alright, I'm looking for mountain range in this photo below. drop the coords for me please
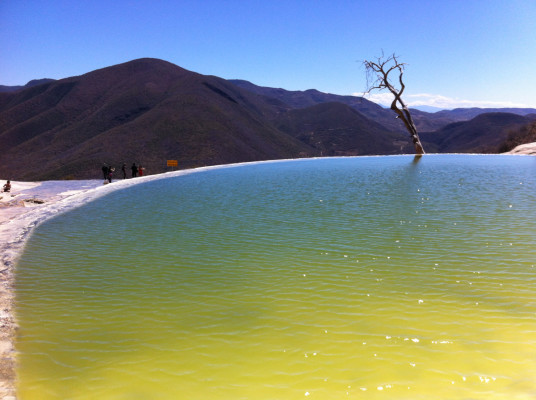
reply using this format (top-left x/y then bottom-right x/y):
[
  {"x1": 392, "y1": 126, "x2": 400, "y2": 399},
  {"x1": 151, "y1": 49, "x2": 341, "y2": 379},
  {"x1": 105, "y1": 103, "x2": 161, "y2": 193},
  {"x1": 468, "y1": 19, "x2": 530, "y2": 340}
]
[{"x1": 1, "y1": 58, "x2": 535, "y2": 180}]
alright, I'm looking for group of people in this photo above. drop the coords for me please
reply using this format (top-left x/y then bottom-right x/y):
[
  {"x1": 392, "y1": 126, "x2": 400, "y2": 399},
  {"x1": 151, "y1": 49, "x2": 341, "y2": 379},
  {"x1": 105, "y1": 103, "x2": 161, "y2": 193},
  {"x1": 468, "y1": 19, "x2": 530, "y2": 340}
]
[
  {"x1": 129, "y1": 163, "x2": 145, "y2": 178},
  {"x1": 102, "y1": 163, "x2": 145, "y2": 183}
]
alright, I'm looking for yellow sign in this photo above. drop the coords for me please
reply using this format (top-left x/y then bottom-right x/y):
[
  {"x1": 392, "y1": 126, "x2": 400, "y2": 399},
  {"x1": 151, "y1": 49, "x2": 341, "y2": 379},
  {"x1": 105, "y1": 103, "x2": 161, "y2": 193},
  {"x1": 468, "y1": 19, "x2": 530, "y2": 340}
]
[{"x1": 167, "y1": 160, "x2": 178, "y2": 167}]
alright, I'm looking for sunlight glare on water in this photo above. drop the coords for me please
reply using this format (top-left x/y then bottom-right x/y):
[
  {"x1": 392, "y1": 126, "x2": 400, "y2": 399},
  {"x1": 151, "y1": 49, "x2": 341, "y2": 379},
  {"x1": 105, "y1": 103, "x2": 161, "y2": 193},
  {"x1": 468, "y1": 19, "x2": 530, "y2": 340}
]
[{"x1": 15, "y1": 155, "x2": 536, "y2": 399}]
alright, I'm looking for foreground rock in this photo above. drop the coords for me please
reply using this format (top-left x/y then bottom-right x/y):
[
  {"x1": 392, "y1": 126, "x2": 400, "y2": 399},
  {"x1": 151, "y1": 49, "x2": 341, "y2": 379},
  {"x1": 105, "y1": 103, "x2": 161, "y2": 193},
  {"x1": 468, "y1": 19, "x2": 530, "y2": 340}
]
[{"x1": 505, "y1": 142, "x2": 536, "y2": 155}]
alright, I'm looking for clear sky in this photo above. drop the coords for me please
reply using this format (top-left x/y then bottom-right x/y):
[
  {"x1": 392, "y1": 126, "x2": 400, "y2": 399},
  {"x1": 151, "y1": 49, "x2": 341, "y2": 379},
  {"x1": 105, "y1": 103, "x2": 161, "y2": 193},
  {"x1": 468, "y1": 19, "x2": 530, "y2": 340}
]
[{"x1": 1, "y1": 0, "x2": 535, "y2": 109}]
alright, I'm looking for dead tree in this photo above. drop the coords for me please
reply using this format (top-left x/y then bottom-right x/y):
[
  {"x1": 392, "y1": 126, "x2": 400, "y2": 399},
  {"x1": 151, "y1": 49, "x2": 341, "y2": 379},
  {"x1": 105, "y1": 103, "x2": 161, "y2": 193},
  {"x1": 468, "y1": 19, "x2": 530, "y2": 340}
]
[{"x1": 363, "y1": 54, "x2": 425, "y2": 155}]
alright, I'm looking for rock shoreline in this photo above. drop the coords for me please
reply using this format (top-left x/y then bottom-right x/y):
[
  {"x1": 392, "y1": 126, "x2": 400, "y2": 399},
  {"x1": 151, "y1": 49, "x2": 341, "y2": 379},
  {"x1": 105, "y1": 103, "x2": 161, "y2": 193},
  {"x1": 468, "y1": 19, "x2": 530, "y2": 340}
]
[{"x1": 505, "y1": 141, "x2": 536, "y2": 155}]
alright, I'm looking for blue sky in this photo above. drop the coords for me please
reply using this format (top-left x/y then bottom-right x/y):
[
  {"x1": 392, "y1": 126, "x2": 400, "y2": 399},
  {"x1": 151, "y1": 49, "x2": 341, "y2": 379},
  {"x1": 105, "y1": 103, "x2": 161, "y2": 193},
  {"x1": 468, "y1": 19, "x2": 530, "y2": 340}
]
[{"x1": 1, "y1": 0, "x2": 535, "y2": 109}]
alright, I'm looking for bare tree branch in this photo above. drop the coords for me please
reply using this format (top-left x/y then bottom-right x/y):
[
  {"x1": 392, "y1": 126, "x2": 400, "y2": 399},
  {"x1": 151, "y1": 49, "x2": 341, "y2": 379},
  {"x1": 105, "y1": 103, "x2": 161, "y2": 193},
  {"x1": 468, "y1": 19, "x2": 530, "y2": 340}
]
[{"x1": 363, "y1": 53, "x2": 425, "y2": 155}]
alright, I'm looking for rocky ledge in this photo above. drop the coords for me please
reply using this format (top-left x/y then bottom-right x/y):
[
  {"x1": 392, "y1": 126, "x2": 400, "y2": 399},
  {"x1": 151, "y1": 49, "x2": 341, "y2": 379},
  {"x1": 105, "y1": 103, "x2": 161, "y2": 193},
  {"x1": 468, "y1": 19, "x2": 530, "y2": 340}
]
[{"x1": 505, "y1": 142, "x2": 536, "y2": 155}]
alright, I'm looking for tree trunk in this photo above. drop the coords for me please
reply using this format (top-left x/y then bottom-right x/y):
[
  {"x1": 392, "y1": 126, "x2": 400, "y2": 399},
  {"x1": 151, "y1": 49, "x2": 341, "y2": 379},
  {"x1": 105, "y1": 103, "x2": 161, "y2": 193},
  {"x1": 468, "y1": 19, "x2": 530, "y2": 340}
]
[
  {"x1": 390, "y1": 102, "x2": 425, "y2": 155},
  {"x1": 363, "y1": 54, "x2": 425, "y2": 155}
]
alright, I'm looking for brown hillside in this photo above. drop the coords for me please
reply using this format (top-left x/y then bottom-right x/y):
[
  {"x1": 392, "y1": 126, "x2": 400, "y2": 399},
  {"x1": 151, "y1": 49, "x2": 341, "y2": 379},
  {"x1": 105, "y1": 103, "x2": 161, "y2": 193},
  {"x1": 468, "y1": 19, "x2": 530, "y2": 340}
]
[
  {"x1": 276, "y1": 102, "x2": 412, "y2": 156},
  {"x1": 0, "y1": 59, "x2": 313, "y2": 180},
  {"x1": 498, "y1": 120, "x2": 536, "y2": 152},
  {"x1": 231, "y1": 80, "x2": 536, "y2": 134},
  {"x1": 231, "y1": 79, "x2": 408, "y2": 133},
  {"x1": 420, "y1": 112, "x2": 532, "y2": 153},
  {"x1": 7, "y1": 58, "x2": 530, "y2": 181}
]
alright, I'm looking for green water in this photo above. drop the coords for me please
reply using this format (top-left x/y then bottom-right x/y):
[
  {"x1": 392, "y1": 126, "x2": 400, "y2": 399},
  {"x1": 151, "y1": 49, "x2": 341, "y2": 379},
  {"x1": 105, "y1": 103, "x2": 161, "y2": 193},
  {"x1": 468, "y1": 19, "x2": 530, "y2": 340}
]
[{"x1": 15, "y1": 155, "x2": 536, "y2": 399}]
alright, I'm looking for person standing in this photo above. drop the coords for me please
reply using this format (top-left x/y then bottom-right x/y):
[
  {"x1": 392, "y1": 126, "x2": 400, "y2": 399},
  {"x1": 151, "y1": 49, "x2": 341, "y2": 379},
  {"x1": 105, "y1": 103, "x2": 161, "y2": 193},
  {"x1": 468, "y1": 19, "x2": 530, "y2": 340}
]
[
  {"x1": 131, "y1": 163, "x2": 138, "y2": 178},
  {"x1": 138, "y1": 165, "x2": 144, "y2": 177},
  {"x1": 107, "y1": 167, "x2": 115, "y2": 183},
  {"x1": 102, "y1": 164, "x2": 109, "y2": 180},
  {"x1": 121, "y1": 163, "x2": 127, "y2": 179},
  {"x1": 2, "y1": 180, "x2": 11, "y2": 193}
]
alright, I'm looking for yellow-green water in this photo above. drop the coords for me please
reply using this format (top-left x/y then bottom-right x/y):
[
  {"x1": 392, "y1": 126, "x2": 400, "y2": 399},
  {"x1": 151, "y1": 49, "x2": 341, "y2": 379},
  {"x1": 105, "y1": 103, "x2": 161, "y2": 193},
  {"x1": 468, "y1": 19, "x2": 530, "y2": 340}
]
[{"x1": 15, "y1": 155, "x2": 536, "y2": 399}]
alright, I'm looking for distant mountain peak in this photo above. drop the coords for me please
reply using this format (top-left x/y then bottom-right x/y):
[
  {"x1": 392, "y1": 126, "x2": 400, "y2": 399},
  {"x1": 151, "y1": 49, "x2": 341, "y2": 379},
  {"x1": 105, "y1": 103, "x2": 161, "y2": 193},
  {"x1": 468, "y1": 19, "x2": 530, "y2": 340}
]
[{"x1": 25, "y1": 78, "x2": 55, "y2": 87}]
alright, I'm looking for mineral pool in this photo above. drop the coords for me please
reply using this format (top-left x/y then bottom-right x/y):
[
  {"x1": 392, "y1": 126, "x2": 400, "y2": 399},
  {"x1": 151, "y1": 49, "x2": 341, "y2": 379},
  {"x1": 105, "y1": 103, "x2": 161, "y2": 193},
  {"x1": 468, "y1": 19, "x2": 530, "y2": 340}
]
[{"x1": 15, "y1": 155, "x2": 536, "y2": 399}]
